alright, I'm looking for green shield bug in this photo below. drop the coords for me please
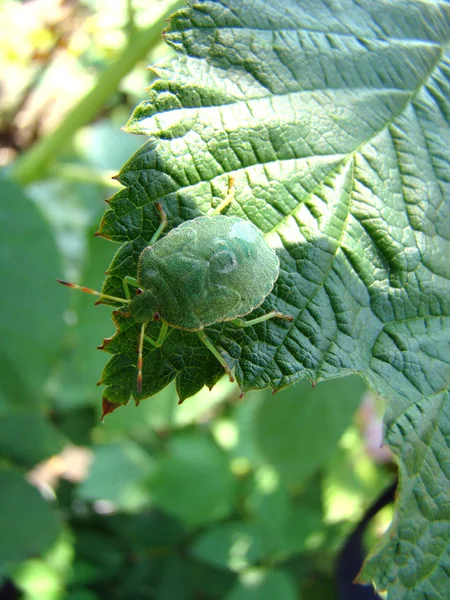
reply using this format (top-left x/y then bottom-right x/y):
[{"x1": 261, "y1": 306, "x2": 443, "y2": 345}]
[{"x1": 58, "y1": 178, "x2": 293, "y2": 415}]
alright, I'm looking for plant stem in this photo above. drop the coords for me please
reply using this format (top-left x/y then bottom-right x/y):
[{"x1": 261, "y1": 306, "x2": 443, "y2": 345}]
[
  {"x1": 11, "y1": 0, "x2": 181, "y2": 186},
  {"x1": 50, "y1": 163, "x2": 123, "y2": 188}
]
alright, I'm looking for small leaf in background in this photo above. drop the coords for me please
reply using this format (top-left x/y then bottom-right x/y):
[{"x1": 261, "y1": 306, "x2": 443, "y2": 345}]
[
  {"x1": 148, "y1": 432, "x2": 236, "y2": 526},
  {"x1": 322, "y1": 425, "x2": 394, "y2": 525},
  {"x1": 0, "y1": 469, "x2": 62, "y2": 562},
  {"x1": 254, "y1": 376, "x2": 366, "y2": 486},
  {"x1": 191, "y1": 522, "x2": 265, "y2": 572},
  {"x1": 156, "y1": 555, "x2": 190, "y2": 600},
  {"x1": 0, "y1": 413, "x2": 66, "y2": 469},
  {"x1": 71, "y1": 529, "x2": 123, "y2": 586},
  {"x1": 225, "y1": 568, "x2": 298, "y2": 600},
  {"x1": 246, "y1": 475, "x2": 325, "y2": 561},
  {"x1": 10, "y1": 532, "x2": 74, "y2": 600},
  {"x1": 76, "y1": 441, "x2": 155, "y2": 510},
  {"x1": 188, "y1": 560, "x2": 236, "y2": 598}
]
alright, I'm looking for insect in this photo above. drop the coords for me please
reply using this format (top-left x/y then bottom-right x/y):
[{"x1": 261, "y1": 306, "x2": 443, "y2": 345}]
[{"x1": 58, "y1": 177, "x2": 293, "y2": 407}]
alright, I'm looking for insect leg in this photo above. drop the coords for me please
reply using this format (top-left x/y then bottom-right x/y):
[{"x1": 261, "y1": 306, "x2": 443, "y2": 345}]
[
  {"x1": 150, "y1": 202, "x2": 169, "y2": 244},
  {"x1": 210, "y1": 176, "x2": 235, "y2": 216},
  {"x1": 57, "y1": 280, "x2": 130, "y2": 305},
  {"x1": 143, "y1": 321, "x2": 169, "y2": 347},
  {"x1": 137, "y1": 323, "x2": 146, "y2": 393},
  {"x1": 232, "y1": 311, "x2": 294, "y2": 327},
  {"x1": 197, "y1": 330, "x2": 235, "y2": 382},
  {"x1": 123, "y1": 275, "x2": 139, "y2": 300},
  {"x1": 137, "y1": 322, "x2": 169, "y2": 393}
]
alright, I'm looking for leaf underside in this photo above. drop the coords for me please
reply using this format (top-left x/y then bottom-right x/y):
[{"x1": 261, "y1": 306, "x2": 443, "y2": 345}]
[{"x1": 95, "y1": 1, "x2": 450, "y2": 597}]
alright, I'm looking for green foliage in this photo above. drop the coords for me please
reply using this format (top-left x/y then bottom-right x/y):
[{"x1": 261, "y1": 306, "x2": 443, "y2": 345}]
[
  {"x1": 0, "y1": 469, "x2": 62, "y2": 562},
  {"x1": 255, "y1": 377, "x2": 366, "y2": 485},
  {"x1": 0, "y1": 414, "x2": 66, "y2": 469},
  {"x1": 148, "y1": 432, "x2": 237, "y2": 525},
  {"x1": 0, "y1": 0, "x2": 448, "y2": 599},
  {"x1": 0, "y1": 178, "x2": 68, "y2": 408},
  {"x1": 226, "y1": 569, "x2": 298, "y2": 600},
  {"x1": 94, "y1": 1, "x2": 450, "y2": 597}
]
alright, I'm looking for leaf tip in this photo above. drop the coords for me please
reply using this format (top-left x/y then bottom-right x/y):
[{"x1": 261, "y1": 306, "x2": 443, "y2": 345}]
[
  {"x1": 97, "y1": 337, "x2": 113, "y2": 351},
  {"x1": 101, "y1": 398, "x2": 121, "y2": 421}
]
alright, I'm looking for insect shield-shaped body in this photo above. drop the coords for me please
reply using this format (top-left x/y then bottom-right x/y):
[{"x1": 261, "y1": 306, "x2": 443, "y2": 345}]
[
  {"x1": 58, "y1": 178, "x2": 293, "y2": 417},
  {"x1": 131, "y1": 216, "x2": 280, "y2": 331}
]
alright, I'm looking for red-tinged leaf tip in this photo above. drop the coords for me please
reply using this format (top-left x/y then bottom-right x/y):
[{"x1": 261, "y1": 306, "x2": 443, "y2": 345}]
[
  {"x1": 178, "y1": 397, "x2": 185, "y2": 405},
  {"x1": 97, "y1": 337, "x2": 112, "y2": 350},
  {"x1": 239, "y1": 391, "x2": 245, "y2": 399},
  {"x1": 104, "y1": 198, "x2": 110, "y2": 204},
  {"x1": 272, "y1": 388, "x2": 278, "y2": 395},
  {"x1": 111, "y1": 173, "x2": 119, "y2": 181},
  {"x1": 94, "y1": 231, "x2": 111, "y2": 240},
  {"x1": 134, "y1": 399, "x2": 140, "y2": 407},
  {"x1": 57, "y1": 279, "x2": 73, "y2": 287},
  {"x1": 228, "y1": 374, "x2": 235, "y2": 383},
  {"x1": 112, "y1": 310, "x2": 131, "y2": 319},
  {"x1": 96, "y1": 379, "x2": 102, "y2": 386},
  {"x1": 311, "y1": 380, "x2": 317, "y2": 388},
  {"x1": 101, "y1": 398, "x2": 120, "y2": 421}
]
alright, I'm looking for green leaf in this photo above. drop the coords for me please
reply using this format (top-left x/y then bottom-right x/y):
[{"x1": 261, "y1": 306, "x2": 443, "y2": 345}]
[
  {"x1": 246, "y1": 477, "x2": 325, "y2": 561},
  {"x1": 225, "y1": 568, "x2": 298, "y2": 600},
  {"x1": 90, "y1": 1, "x2": 449, "y2": 596},
  {"x1": 0, "y1": 177, "x2": 67, "y2": 408},
  {"x1": 156, "y1": 555, "x2": 190, "y2": 600},
  {"x1": 76, "y1": 441, "x2": 155, "y2": 510},
  {"x1": 148, "y1": 432, "x2": 236, "y2": 526},
  {"x1": 191, "y1": 522, "x2": 265, "y2": 572},
  {"x1": 0, "y1": 468, "x2": 62, "y2": 561},
  {"x1": 254, "y1": 376, "x2": 365, "y2": 485},
  {"x1": 0, "y1": 413, "x2": 66, "y2": 468}
]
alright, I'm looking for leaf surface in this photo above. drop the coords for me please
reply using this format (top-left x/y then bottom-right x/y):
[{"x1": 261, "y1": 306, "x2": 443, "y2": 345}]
[
  {"x1": 94, "y1": 1, "x2": 450, "y2": 596},
  {"x1": 0, "y1": 177, "x2": 68, "y2": 408},
  {"x1": 0, "y1": 469, "x2": 62, "y2": 561}
]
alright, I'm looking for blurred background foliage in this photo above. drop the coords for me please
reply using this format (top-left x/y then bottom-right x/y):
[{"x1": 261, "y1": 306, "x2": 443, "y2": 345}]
[{"x1": 0, "y1": 1, "x2": 396, "y2": 598}]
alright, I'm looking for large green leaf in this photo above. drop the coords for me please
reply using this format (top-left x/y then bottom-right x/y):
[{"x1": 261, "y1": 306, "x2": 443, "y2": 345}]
[
  {"x1": 0, "y1": 469, "x2": 62, "y2": 561},
  {"x1": 0, "y1": 177, "x2": 68, "y2": 408},
  {"x1": 88, "y1": 1, "x2": 449, "y2": 596},
  {"x1": 0, "y1": 413, "x2": 66, "y2": 469}
]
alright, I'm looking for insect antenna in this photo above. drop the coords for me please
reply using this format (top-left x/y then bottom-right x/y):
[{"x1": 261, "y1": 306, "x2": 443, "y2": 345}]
[
  {"x1": 57, "y1": 280, "x2": 130, "y2": 305},
  {"x1": 137, "y1": 322, "x2": 146, "y2": 393}
]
